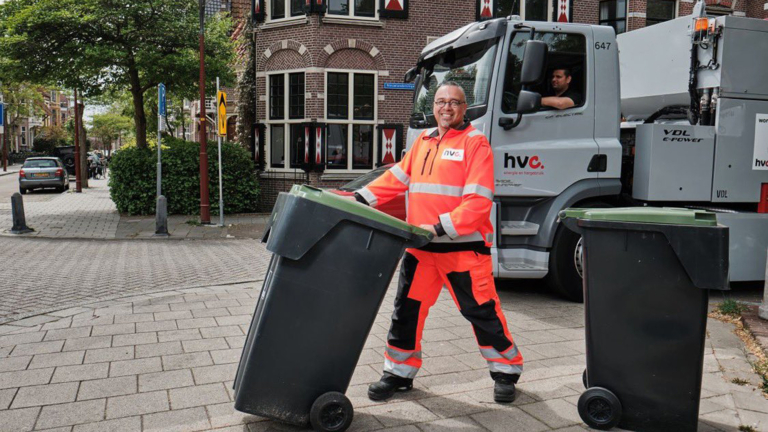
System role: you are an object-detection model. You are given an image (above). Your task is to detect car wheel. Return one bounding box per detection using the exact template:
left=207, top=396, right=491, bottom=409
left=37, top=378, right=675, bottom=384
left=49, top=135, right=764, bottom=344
left=19, top=188, right=27, bottom=195
left=546, top=224, right=584, bottom=303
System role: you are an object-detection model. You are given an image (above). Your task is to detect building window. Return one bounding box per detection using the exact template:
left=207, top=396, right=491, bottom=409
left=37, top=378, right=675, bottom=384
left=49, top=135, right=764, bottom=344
left=326, top=71, right=377, bottom=170
left=495, top=0, right=550, bottom=21
left=327, top=0, right=376, bottom=18
left=599, top=0, right=627, bottom=34
left=646, top=0, right=676, bottom=26
left=267, top=72, right=306, bottom=169
left=269, top=0, right=304, bottom=19
left=21, top=126, right=27, bottom=147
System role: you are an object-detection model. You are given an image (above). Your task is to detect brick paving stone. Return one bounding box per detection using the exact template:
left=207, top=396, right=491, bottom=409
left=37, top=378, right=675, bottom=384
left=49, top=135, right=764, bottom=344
left=200, top=326, right=244, bottom=339
left=138, top=369, right=194, bottom=392
left=114, top=313, right=155, bottom=324
left=11, top=381, right=79, bottom=408
left=472, top=408, right=550, bottom=432
left=0, top=331, right=46, bottom=348
left=142, top=406, right=211, bottom=432
left=78, top=376, right=137, bottom=400
left=162, top=352, right=214, bottom=370
left=191, top=308, right=231, bottom=318
left=0, top=368, right=54, bottom=389
left=169, top=383, right=229, bottom=409
left=154, top=311, right=194, bottom=322
left=84, top=346, right=133, bottom=363
left=192, top=363, right=238, bottom=385
left=63, top=336, right=112, bottom=352
left=112, top=332, right=158, bottom=347
left=0, top=355, right=32, bottom=372
left=358, top=401, right=440, bottom=428
left=51, top=362, right=110, bottom=383
left=176, top=318, right=219, bottom=330
left=136, top=321, right=178, bottom=333
left=11, top=340, right=64, bottom=356
left=106, top=391, right=169, bottom=418
left=36, top=399, right=106, bottom=429
left=209, top=348, right=242, bottom=365
left=91, top=323, right=135, bottom=337
left=28, top=350, right=84, bottom=369
left=157, top=329, right=201, bottom=343
left=135, top=341, right=184, bottom=359
left=0, top=406, right=40, bottom=432
left=225, top=336, right=246, bottom=349
left=43, top=327, right=92, bottom=341
left=170, top=302, right=208, bottom=311
left=206, top=402, right=263, bottom=428
left=0, top=388, right=17, bottom=409
left=418, top=416, right=487, bottom=431
left=73, top=416, right=142, bottom=432
left=110, top=357, right=162, bottom=377
left=519, top=399, right=584, bottom=429
left=182, top=338, right=229, bottom=353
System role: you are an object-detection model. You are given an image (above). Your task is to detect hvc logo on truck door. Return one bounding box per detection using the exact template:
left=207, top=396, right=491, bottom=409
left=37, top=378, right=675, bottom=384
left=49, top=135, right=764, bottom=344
left=503, top=154, right=544, bottom=169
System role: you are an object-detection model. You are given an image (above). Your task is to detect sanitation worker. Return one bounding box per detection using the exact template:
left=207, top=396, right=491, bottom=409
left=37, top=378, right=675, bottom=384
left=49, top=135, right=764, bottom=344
left=354, top=82, right=523, bottom=403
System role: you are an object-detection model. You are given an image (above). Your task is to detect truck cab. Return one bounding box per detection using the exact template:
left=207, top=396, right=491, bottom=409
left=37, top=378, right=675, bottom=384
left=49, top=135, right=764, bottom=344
left=407, top=17, right=623, bottom=301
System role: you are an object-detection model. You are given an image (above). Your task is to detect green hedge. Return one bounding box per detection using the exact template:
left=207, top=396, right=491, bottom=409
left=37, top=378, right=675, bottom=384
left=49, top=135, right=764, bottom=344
left=109, top=137, right=259, bottom=216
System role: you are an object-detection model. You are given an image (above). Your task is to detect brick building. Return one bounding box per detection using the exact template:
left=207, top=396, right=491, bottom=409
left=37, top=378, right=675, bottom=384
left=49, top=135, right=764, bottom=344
left=248, top=0, right=768, bottom=209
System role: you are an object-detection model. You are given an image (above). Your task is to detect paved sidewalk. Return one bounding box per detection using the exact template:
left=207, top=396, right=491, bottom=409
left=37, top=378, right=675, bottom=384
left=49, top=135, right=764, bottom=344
left=0, top=274, right=767, bottom=431
left=1, top=178, right=268, bottom=240
left=0, top=166, right=21, bottom=177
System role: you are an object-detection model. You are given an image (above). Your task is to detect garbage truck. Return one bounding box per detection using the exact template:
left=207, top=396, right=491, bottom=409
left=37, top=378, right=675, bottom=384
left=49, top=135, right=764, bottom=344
left=403, top=2, right=768, bottom=301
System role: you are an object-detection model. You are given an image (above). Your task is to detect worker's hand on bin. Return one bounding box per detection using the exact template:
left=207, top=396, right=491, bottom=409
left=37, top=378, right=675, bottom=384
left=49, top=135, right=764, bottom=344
left=419, top=224, right=437, bottom=235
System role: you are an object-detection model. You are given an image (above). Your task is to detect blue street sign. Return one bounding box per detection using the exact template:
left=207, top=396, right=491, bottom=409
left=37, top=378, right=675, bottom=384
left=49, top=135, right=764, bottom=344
left=0, top=103, right=4, bottom=126
left=158, top=84, right=166, bottom=116
left=383, top=83, right=416, bottom=91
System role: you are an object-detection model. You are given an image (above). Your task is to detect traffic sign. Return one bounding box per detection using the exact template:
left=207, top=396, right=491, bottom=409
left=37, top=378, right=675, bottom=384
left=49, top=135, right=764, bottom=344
left=158, top=84, right=166, bottom=117
left=0, top=103, right=4, bottom=133
left=217, top=91, right=227, bottom=136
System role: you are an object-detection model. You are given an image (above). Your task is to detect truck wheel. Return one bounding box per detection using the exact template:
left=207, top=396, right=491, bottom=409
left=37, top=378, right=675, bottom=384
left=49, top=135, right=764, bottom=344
left=310, top=392, right=353, bottom=432
left=578, top=387, right=622, bottom=430
left=547, top=224, right=584, bottom=303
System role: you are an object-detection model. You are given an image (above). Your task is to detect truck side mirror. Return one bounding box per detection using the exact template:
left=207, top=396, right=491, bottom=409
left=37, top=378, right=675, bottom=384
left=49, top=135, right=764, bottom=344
left=404, top=67, right=418, bottom=83
left=516, top=90, right=541, bottom=114
left=520, top=40, right=548, bottom=86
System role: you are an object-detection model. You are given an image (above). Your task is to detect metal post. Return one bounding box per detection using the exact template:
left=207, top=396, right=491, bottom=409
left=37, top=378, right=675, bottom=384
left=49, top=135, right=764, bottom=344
left=74, top=90, right=82, bottom=193
left=11, top=193, right=33, bottom=234
left=198, top=0, right=211, bottom=224
left=217, top=77, right=224, bottom=227
left=155, top=195, right=169, bottom=237
left=2, top=105, right=7, bottom=172
left=759, top=251, right=768, bottom=320
left=157, top=86, right=162, bottom=198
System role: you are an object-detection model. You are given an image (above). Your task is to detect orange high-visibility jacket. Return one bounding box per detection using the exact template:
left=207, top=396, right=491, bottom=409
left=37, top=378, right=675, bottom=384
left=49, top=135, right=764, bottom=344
left=359, top=124, right=495, bottom=246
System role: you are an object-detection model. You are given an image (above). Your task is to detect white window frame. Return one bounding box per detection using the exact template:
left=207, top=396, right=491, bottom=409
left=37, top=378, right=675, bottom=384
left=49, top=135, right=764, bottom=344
left=520, top=0, right=554, bottom=21
left=326, top=0, right=379, bottom=21
left=645, top=0, right=679, bottom=25
left=265, top=69, right=308, bottom=171
left=21, top=126, right=27, bottom=147
left=324, top=69, right=379, bottom=172
left=266, top=0, right=306, bottom=23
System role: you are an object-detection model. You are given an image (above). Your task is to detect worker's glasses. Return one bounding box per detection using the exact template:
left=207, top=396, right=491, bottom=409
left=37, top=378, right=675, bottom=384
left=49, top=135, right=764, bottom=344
left=434, top=100, right=466, bottom=108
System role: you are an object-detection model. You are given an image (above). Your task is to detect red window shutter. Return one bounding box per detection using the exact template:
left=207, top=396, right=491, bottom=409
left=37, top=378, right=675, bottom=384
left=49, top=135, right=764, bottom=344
left=380, top=0, right=409, bottom=18
left=253, top=0, right=265, bottom=22
left=376, top=124, right=404, bottom=167
left=477, top=0, right=495, bottom=21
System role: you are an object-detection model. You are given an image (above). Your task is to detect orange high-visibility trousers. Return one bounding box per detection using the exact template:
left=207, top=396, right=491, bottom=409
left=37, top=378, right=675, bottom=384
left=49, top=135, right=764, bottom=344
left=383, top=249, right=523, bottom=380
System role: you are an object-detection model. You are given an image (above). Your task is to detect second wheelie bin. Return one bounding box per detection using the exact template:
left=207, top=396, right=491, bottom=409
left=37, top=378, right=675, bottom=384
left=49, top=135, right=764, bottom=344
left=233, top=185, right=432, bottom=432
left=559, top=207, right=729, bottom=432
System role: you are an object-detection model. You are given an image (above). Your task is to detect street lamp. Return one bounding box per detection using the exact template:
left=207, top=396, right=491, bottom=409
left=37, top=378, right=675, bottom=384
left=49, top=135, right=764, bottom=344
left=198, top=0, right=211, bottom=224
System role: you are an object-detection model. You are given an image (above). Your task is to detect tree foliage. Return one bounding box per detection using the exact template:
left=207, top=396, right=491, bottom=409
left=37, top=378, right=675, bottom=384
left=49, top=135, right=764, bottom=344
left=0, top=82, right=45, bottom=139
left=32, top=125, right=68, bottom=153
left=90, top=112, right=133, bottom=150
left=0, top=0, right=236, bottom=148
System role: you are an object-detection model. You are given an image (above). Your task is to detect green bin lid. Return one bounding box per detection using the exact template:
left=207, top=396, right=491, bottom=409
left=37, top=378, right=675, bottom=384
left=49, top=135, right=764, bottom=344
left=289, top=185, right=432, bottom=237
left=558, top=207, right=718, bottom=227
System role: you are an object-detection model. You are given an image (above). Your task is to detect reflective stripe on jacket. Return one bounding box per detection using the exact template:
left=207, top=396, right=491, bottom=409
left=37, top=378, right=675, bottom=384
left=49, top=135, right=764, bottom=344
left=359, top=124, right=495, bottom=246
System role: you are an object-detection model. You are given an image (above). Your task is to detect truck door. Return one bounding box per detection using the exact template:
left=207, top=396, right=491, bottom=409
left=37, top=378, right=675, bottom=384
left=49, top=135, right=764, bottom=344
left=490, top=26, right=598, bottom=198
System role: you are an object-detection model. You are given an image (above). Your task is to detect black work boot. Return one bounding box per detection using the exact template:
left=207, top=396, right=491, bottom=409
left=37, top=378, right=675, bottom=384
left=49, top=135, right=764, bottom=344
left=493, top=374, right=519, bottom=403
left=367, top=373, right=413, bottom=401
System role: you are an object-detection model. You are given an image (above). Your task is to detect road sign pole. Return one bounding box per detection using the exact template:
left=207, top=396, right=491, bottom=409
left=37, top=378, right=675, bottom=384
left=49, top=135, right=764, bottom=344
left=216, top=77, right=224, bottom=227
left=157, top=84, right=165, bottom=198
left=1, top=102, right=6, bottom=172
left=74, top=90, right=82, bottom=193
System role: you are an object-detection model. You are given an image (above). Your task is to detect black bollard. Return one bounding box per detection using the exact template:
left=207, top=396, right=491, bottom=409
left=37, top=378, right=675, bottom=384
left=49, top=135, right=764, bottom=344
left=155, top=195, right=169, bottom=237
left=11, top=193, right=34, bottom=234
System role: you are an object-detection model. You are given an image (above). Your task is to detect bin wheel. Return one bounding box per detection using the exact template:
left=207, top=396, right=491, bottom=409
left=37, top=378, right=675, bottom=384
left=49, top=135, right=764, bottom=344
left=310, top=392, right=354, bottom=432
left=582, top=369, right=587, bottom=388
left=578, top=387, right=622, bottom=430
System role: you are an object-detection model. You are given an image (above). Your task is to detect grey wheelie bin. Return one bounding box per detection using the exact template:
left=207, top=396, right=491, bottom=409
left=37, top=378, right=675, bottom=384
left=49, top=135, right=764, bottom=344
left=559, top=208, right=729, bottom=432
left=233, top=185, right=432, bottom=432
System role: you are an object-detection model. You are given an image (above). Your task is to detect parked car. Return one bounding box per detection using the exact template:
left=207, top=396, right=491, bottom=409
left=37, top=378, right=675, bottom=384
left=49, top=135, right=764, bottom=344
left=19, top=157, right=70, bottom=194
left=329, top=164, right=406, bottom=221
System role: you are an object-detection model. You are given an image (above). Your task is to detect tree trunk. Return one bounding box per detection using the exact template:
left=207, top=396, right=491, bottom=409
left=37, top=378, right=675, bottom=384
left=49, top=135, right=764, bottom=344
left=78, top=102, right=89, bottom=188
left=127, top=58, right=148, bottom=148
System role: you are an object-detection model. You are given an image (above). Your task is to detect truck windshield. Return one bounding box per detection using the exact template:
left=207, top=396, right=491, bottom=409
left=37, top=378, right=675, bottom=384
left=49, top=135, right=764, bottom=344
left=411, top=39, right=498, bottom=127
